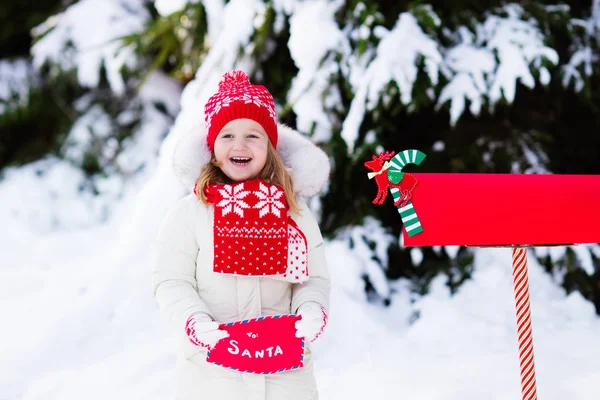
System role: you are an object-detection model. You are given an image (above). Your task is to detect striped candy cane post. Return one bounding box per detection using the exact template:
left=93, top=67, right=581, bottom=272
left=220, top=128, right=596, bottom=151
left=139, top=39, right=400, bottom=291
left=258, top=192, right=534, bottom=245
left=386, top=149, right=427, bottom=237
left=511, top=247, right=538, bottom=400
left=389, top=189, right=423, bottom=236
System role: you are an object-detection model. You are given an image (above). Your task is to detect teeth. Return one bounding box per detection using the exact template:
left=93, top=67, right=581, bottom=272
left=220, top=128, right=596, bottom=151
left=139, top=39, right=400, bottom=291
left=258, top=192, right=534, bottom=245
left=231, top=157, right=251, bottom=162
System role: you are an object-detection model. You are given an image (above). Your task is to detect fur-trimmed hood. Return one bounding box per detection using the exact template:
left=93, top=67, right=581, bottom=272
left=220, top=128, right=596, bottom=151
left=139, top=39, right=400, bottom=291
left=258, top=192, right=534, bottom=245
left=172, top=123, right=330, bottom=197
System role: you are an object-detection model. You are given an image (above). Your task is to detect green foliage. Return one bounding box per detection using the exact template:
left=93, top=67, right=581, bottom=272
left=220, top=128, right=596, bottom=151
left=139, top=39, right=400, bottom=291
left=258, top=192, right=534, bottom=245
left=335, top=0, right=385, bottom=57
left=536, top=246, right=600, bottom=314
left=0, top=0, right=66, bottom=57
left=0, top=55, right=150, bottom=180
left=250, top=4, right=299, bottom=123
left=70, top=65, right=147, bottom=177
left=0, top=68, right=81, bottom=168
left=121, top=2, right=209, bottom=83
left=316, top=0, right=600, bottom=308
left=0, top=0, right=77, bottom=169
left=387, top=245, right=475, bottom=296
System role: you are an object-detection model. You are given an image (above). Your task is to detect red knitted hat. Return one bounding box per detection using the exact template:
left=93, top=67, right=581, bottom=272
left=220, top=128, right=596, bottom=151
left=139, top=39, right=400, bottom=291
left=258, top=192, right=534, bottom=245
left=204, top=70, right=278, bottom=151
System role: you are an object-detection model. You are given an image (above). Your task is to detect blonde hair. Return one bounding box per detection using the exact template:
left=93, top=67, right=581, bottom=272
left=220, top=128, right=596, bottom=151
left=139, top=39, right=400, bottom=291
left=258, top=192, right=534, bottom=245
left=195, top=141, right=301, bottom=214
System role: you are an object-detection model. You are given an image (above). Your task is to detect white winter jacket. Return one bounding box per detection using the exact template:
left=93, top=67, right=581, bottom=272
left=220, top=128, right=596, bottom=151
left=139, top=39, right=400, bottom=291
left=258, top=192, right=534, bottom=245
left=152, top=123, right=331, bottom=400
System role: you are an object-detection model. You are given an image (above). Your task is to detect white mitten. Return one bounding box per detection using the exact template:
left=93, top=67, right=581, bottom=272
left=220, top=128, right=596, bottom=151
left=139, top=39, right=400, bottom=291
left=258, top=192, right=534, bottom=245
left=294, top=302, right=328, bottom=343
left=185, top=313, right=229, bottom=350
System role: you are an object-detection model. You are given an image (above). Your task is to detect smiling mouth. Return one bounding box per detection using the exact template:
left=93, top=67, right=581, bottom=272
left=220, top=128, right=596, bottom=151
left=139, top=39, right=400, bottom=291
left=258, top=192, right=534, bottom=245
left=230, top=157, right=252, bottom=165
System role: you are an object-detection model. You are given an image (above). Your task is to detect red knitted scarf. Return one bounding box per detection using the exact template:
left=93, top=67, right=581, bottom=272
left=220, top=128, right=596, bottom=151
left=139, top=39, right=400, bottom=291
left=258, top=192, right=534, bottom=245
left=205, top=179, right=307, bottom=280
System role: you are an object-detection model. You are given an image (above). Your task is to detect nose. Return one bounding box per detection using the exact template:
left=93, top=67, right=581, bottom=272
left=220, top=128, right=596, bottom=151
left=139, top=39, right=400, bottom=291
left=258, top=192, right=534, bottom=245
left=232, top=135, right=248, bottom=149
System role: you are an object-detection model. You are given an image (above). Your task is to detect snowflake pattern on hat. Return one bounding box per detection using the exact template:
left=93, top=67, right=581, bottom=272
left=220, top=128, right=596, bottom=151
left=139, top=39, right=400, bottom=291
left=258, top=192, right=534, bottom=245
left=205, top=70, right=278, bottom=150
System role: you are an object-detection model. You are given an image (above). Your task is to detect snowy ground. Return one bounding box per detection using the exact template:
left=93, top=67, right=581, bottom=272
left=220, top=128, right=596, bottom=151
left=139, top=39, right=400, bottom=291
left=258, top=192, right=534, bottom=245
left=2, top=152, right=599, bottom=400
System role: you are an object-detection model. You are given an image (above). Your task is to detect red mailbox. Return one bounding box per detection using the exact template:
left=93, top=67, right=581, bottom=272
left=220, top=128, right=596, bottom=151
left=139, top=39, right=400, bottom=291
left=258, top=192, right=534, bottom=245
left=402, top=173, right=600, bottom=247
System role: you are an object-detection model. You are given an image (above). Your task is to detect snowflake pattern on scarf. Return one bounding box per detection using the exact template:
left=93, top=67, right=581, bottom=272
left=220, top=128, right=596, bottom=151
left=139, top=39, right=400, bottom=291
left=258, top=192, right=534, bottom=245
left=254, top=181, right=286, bottom=218
left=216, top=184, right=251, bottom=217
left=205, top=179, right=309, bottom=282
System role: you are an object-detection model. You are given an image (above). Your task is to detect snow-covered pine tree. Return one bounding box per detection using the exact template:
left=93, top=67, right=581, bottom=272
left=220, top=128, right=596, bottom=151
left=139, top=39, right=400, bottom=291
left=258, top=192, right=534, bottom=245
left=1, top=0, right=181, bottom=230
left=0, top=0, right=67, bottom=167
left=2, top=0, right=599, bottom=312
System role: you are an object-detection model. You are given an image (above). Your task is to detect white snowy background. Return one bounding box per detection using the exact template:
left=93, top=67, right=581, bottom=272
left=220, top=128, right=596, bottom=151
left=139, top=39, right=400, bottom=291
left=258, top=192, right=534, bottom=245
left=2, top=0, right=600, bottom=399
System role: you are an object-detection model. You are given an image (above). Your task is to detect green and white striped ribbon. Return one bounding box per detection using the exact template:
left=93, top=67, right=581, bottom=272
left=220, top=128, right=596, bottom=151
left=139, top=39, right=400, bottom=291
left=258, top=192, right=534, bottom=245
left=387, top=150, right=427, bottom=184
left=390, top=188, right=423, bottom=236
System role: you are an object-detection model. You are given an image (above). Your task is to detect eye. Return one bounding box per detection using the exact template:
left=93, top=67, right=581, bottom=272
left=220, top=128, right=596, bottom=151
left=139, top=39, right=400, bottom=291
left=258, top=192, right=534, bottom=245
left=219, top=133, right=234, bottom=139
left=247, top=133, right=259, bottom=139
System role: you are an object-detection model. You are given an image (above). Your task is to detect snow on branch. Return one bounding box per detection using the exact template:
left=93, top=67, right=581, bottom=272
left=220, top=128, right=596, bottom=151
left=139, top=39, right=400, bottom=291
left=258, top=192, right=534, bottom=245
left=342, top=12, right=442, bottom=151
left=287, top=0, right=347, bottom=143
left=154, top=0, right=196, bottom=17
left=337, top=216, right=395, bottom=303
left=437, top=4, right=558, bottom=126
left=178, top=0, right=260, bottom=122
left=31, top=0, right=149, bottom=95
left=562, top=0, right=600, bottom=91
left=436, top=27, right=495, bottom=126
left=0, top=59, right=38, bottom=115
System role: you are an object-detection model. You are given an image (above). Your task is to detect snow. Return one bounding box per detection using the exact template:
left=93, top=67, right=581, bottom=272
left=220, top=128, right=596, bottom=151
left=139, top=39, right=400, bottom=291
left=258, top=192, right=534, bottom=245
left=437, top=27, right=495, bottom=125
left=410, top=248, right=424, bottom=266
left=177, top=0, right=258, bottom=123
left=336, top=217, right=396, bottom=301
left=0, top=69, right=181, bottom=233
left=594, top=0, right=600, bottom=32
left=438, top=4, right=558, bottom=125
left=2, top=1, right=600, bottom=399
left=272, top=0, right=295, bottom=17
left=445, top=245, right=460, bottom=259
left=31, top=0, right=149, bottom=95
left=62, top=105, right=114, bottom=164
left=115, top=71, right=182, bottom=176
left=562, top=0, right=600, bottom=91
left=342, top=12, right=442, bottom=151
left=535, top=244, right=596, bottom=276
left=138, top=71, right=183, bottom=117
left=570, top=246, right=595, bottom=275
left=0, top=59, right=36, bottom=114
left=287, top=0, right=346, bottom=143
left=316, top=246, right=600, bottom=400
left=432, top=141, right=445, bottom=152
left=516, top=136, right=550, bottom=174
left=0, top=161, right=96, bottom=232
left=154, top=0, right=194, bottom=17
left=4, top=179, right=600, bottom=399
left=562, top=47, right=596, bottom=92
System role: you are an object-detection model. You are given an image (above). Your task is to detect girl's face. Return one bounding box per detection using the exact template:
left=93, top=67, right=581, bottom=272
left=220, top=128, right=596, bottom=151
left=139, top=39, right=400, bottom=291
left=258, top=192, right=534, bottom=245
left=213, top=118, right=269, bottom=182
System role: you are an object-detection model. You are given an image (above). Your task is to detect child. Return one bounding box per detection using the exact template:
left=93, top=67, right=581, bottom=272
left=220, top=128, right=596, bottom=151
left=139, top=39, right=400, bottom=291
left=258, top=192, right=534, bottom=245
left=153, top=70, right=331, bottom=400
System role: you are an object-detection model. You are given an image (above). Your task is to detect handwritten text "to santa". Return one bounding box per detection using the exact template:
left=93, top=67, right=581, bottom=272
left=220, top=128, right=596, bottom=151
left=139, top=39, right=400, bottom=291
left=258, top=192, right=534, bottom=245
left=227, top=340, right=284, bottom=358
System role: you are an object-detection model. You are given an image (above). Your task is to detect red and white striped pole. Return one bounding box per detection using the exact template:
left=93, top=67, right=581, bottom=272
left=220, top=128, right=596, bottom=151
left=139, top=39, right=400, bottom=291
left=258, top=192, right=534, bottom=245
left=511, top=247, right=538, bottom=400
